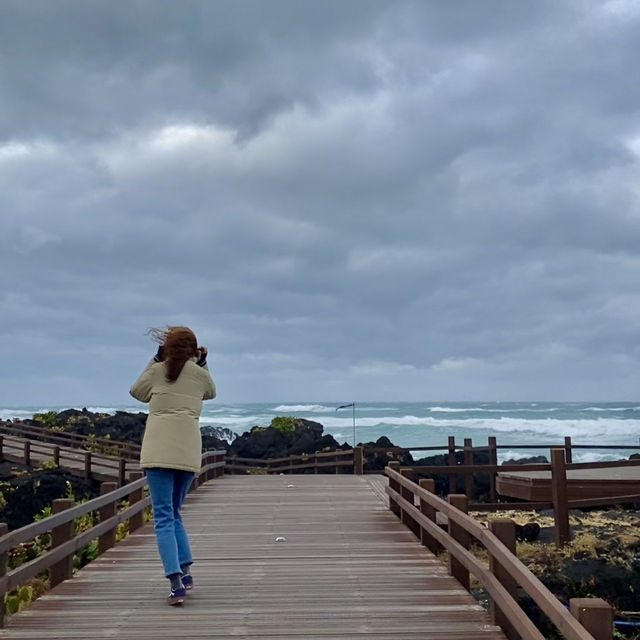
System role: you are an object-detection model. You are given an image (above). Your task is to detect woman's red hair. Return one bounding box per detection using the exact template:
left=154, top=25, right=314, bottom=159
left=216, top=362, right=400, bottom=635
left=148, top=326, right=198, bottom=382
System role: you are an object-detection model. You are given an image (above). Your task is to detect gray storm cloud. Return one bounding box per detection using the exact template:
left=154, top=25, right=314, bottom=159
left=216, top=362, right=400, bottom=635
left=1, top=0, right=640, bottom=404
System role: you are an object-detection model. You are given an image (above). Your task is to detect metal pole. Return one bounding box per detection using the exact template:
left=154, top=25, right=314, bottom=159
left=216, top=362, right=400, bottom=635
left=352, top=402, right=356, bottom=446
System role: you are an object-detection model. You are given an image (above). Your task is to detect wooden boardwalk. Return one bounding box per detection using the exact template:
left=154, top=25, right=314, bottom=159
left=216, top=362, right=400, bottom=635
left=498, top=465, right=640, bottom=501
left=1, top=475, right=505, bottom=639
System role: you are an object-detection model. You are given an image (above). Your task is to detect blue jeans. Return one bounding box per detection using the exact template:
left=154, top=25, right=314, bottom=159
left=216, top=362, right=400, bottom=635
left=145, top=468, right=195, bottom=577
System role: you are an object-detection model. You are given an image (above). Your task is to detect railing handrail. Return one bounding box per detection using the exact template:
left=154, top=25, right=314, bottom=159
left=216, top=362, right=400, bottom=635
left=385, top=465, right=598, bottom=640
left=0, top=420, right=141, bottom=458
left=227, top=449, right=354, bottom=465
left=0, top=475, right=148, bottom=554
left=365, top=442, right=640, bottom=453
left=408, top=457, right=640, bottom=475
left=0, top=448, right=227, bottom=623
left=0, top=449, right=226, bottom=557
left=0, top=435, right=131, bottom=468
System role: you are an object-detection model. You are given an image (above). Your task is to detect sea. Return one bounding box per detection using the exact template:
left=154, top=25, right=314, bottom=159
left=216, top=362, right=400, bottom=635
left=2, top=401, right=640, bottom=463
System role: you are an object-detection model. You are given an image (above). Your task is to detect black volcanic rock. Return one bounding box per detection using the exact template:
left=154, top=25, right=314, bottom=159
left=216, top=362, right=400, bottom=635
left=411, top=448, right=491, bottom=500
left=360, top=436, right=413, bottom=472
left=22, top=409, right=237, bottom=451
left=201, top=425, right=235, bottom=451
left=0, top=464, right=97, bottom=530
left=229, top=418, right=341, bottom=460
left=24, top=408, right=147, bottom=445
left=503, top=455, right=549, bottom=465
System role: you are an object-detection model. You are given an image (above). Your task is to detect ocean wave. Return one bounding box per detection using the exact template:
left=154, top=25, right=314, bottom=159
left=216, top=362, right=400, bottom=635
left=498, top=450, right=537, bottom=463
left=430, top=406, right=559, bottom=413
left=581, top=406, right=640, bottom=412
left=319, top=415, right=640, bottom=440
left=0, top=409, right=38, bottom=421
left=272, top=404, right=334, bottom=412
left=199, top=415, right=263, bottom=426
left=497, top=450, right=625, bottom=463
left=84, top=406, right=119, bottom=414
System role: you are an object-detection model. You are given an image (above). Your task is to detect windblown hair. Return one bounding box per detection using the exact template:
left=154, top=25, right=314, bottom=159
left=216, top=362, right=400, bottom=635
left=148, top=326, right=198, bottom=382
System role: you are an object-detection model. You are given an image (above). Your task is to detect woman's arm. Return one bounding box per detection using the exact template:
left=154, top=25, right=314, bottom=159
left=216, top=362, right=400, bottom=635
left=200, top=364, right=216, bottom=400
left=129, top=360, right=157, bottom=403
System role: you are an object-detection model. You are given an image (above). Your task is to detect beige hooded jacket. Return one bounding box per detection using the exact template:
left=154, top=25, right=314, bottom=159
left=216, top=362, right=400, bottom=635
left=130, top=358, right=216, bottom=473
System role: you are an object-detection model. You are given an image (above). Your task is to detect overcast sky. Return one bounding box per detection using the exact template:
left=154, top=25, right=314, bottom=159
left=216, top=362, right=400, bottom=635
left=2, top=0, right=640, bottom=406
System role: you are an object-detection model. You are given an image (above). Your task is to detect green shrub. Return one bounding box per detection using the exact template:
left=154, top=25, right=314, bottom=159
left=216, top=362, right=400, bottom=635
left=245, top=468, right=268, bottom=475
left=5, top=595, right=19, bottom=614
left=270, top=416, right=298, bottom=433
left=32, top=411, right=59, bottom=428
left=36, top=458, right=58, bottom=471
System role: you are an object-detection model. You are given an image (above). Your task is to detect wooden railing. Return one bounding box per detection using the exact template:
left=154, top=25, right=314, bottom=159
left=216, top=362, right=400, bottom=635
left=0, top=449, right=226, bottom=626
left=0, top=420, right=141, bottom=460
left=226, top=447, right=363, bottom=475
left=368, top=435, right=640, bottom=494
left=408, top=448, right=640, bottom=547
left=0, top=434, right=137, bottom=486
left=385, top=463, right=613, bottom=640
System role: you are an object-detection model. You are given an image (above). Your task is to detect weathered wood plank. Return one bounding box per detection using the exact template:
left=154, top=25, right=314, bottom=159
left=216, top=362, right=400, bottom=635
left=1, top=475, right=506, bottom=639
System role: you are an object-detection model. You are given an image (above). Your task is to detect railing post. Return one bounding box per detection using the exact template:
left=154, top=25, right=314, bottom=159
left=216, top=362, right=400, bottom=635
left=400, top=469, right=420, bottom=538
left=463, top=438, right=474, bottom=498
left=118, top=458, right=126, bottom=487
left=354, top=446, right=363, bottom=475
left=50, top=498, right=74, bottom=587
left=488, top=436, right=498, bottom=501
left=447, top=436, right=457, bottom=494
left=387, top=461, right=401, bottom=518
left=447, top=494, right=470, bottom=590
left=84, top=451, right=92, bottom=480
left=0, top=522, right=7, bottom=627
left=98, top=482, right=118, bottom=555
left=488, top=519, right=519, bottom=640
left=418, top=479, right=441, bottom=554
left=53, top=445, right=60, bottom=467
left=0, top=435, right=4, bottom=463
left=217, top=452, right=225, bottom=477
left=551, top=447, right=570, bottom=547
left=314, top=452, right=318, bottom=474
left=564, top=436, right=573, bottom=464
left=189, top=470, right=199, bottom=493
left=569, top=598, right=613, bottom=640
left=128, top=472, right=145, bottom=532
left=23, top=440, right=30, bottom=466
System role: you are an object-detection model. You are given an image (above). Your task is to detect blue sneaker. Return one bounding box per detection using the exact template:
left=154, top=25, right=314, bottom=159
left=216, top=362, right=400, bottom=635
left=181, top=574, right=194, bottom=591
left=167, top=586, right=186, bottom=606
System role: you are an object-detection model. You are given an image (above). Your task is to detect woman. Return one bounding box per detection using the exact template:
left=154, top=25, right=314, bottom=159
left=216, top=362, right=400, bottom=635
left=130, top=326, right=216, bottom=605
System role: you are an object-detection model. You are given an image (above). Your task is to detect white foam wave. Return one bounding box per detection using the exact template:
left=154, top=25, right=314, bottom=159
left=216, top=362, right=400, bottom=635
left=84, top=406, right=119, bottom=414
left=498, top=450, right=539, bottom=462
left=0, top=409, right=37, bottom=421
left=320, top=414, right=640, bottom=440
left=199, top=415, right=263, bottom=427
left=430, top=406, right=559, bottom=413
left=581, top=406, right=640, bottom=412
left=572, top=451, right=630, bottom=463
left=494, top=450, right=628, bottom=464
left=272, top=404, right=334, bottom=412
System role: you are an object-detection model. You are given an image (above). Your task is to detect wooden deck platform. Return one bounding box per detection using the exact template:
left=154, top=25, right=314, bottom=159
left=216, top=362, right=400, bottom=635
left=497, top=465, right=640, bottom=501
left=1, top=475, right=505, bottom=639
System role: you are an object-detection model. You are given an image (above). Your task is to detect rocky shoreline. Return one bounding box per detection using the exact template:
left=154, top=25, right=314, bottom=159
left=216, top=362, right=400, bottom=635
left=2, top=408, right=640, bottom=636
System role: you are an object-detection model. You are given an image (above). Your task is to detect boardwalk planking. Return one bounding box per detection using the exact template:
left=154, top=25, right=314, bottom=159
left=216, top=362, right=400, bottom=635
left=498, top=465, right=640, bottom=501
left=2, top=475, right=506, bottom=639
